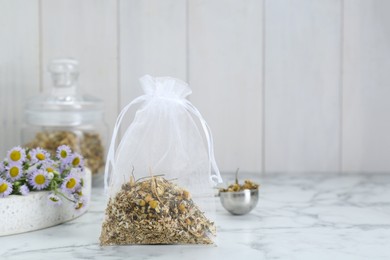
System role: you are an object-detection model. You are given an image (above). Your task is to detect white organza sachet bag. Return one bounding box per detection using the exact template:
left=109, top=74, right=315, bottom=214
left=100, top=75, right=222, bottom=245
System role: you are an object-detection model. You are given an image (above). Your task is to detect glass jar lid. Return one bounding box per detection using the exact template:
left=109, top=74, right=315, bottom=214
left=25, top=58, right=104, bottom=126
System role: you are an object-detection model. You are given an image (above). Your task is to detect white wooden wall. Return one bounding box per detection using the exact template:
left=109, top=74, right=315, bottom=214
left=1, top=0, right=389, bottom=173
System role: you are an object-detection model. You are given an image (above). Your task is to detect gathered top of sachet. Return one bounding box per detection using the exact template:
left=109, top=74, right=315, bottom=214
left=140, top=75, right=192, bottom=99
left=104, top=74, right=223, bottom=197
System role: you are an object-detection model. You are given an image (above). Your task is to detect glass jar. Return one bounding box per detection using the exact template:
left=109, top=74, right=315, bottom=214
left=22, top=58, right=108, bottom=185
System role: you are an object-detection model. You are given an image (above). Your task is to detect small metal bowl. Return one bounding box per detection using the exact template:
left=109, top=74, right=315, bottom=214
left=219, top=189, right=259, bottom=215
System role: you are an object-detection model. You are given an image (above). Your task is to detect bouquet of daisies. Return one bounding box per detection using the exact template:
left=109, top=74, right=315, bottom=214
left=0, top=145, right=87, bottom=210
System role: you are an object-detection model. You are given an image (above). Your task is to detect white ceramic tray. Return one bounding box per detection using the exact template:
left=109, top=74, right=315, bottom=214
left=0, top=169, right=91, bottom=236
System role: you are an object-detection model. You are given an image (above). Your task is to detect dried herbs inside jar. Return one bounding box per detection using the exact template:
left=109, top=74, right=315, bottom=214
left=100, top=176, right=216, bottom=245
left=25, top=131, right=105, bottom=175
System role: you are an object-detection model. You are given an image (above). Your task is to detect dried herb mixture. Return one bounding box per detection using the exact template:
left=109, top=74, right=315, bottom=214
left=25, top=131, right=104, bottom=175
left=219, top=179, right=259, bottom=192
left=219, top=168, right=259, bottom=192
left=100, top=176, right=216, bottom=245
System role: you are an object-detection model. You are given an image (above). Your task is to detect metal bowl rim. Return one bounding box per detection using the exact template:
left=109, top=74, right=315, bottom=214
left=219, top=188, right=259, bottom=194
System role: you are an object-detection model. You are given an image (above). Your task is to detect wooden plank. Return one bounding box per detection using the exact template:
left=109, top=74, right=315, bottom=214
left=40, top=0, right=119, bottom=130
left=119, top=0, right=187, bottom=104
left=265, top=0, right=342, bottom=172
left=118, top=0, right=187, bottom=139
left=0, top=0, right=40, bottom=156
left=342, top=0, right=390, bottom=172
left=189, top=0, right=263, bottom=173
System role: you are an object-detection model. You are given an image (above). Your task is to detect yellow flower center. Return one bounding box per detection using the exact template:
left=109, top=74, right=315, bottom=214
left=35, top=175, right=46, bottom=185
left=10, top=150, right=21, bottom=161
left=46, top=167, right=54, bottom=173
left=36, top=153, right=45, bottom=161
left=72, top=157, right=80, bottom=166
left=10, top=167, right=20, bottom=178
left=0, top=183, right=8, bottom=193
left=66, top=178, right=77, bottom=189
left=75, top=202, right=83, bottom=210
left=60, top=150, right=67, bottom=158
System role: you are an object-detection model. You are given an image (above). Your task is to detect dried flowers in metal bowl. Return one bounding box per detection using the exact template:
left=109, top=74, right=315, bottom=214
left=219, top=169, right=260, bottom=215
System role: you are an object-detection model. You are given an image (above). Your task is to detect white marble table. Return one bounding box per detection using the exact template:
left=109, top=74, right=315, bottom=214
left=1, top=173, right=390, bottom=260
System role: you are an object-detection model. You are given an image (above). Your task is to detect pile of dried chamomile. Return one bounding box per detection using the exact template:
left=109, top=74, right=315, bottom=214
left=219, top=179, right=259, bottom=192
left=219, top=169, right=259, bottom=192
left=100, top=176, right=216, bottom=245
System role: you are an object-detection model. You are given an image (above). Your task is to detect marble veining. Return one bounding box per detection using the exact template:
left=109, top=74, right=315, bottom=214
left=1, top=173, right=390, bottom=260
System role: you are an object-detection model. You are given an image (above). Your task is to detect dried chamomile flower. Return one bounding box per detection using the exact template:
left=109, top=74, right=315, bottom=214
left=219, top=168, right=260, bottom=193
left=100, top=176, right=216, bottom=245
